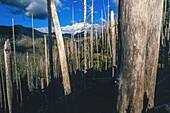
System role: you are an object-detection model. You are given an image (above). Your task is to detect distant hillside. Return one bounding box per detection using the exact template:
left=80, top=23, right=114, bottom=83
left=0, top=25, right=46, bottom=38
left=0, top=25, right=90, bottom=39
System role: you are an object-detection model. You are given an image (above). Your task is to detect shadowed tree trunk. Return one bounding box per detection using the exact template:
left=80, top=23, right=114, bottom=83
left=116, top=0, right=164, bottom=113
left=18, top=73, right=22, bottom=107
left=4, top=39, right=13, bottom=113
left=51, top=0, right=71, bottom=95
left=0, top=57, right=7, bottom=112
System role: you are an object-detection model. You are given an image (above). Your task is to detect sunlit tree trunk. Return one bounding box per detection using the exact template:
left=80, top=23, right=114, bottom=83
left=51, top=0, right=71, bottom=95
left=110, top=11, right=116, bottom=78
left=90, top=0, right=94, bottom=68
left=84, top=0, right=87, bottom=73
left=32, top=14, right=36, bottom=79
left=4, top=39, right=13, bottom=113
left=12, top=19, right=18, bottom=92
left=144, top=0, right=164, bottom=111
left=44, top=35, right=49, bottom=86
left=101, top=10, right=104, bottom=69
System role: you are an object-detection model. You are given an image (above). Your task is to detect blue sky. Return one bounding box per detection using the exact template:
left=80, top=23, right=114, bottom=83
left=0, top=0, right=118, bottom=28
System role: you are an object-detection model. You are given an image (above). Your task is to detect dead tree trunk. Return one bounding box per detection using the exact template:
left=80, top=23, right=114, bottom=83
left=4, top=39, right=13, bottom=113
left=144, top=0, right=164, bottom=110
left=0, top=57, right=7, bottom=112
left=44, top=35, right=49, bottom=87
left=18, top=73, right=22, bottom=107
left=90, top=0, right=94, bottom=68
left=110, top=11, right=116, bottom=78
left=26, top=52, right=31, bottom=92
left=101, top=10, right=104, bottom=69
left=96, top=28, right=99, bottom=69
left=51, top=0, right=71, bottom=95
left=12, top=19, right=19, bottom=103
left=32, top=14, right=36, bottom=77
left=116, top=0, right=164, bottom=113
left=84, top=0, right=87, bottom=73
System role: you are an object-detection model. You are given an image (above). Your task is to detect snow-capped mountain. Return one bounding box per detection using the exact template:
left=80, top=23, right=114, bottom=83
left=35, top=22, right=100, bottom=34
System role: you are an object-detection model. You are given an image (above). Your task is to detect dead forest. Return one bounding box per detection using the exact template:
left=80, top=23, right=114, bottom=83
left=0, top=0, right=170, bottom=113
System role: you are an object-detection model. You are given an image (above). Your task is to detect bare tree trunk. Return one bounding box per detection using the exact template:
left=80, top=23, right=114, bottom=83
left=117, top=1, right=148, bottom=113
left=144, top=0, right=164, bottom=111
left=78, top=36, right=81, bottom=70
left=96, top=28, right=99, bottom=69
left=18, top=73, right=22, bottom=107
left=90, top=0, right=94, bottom=68
left=44, top=35, right=49, bottom=87
left=0, top=58, right=7, bottom=112
left=32, top=14, right=36, bottom=75
left=101, top=10, right=104, bottom=69
left=12, top=19, right=19, bottom=103
left=116, top=0, right=164, bottom=113
left=75, top=42, right=78, bottom=71
left=51, top=0, right=71, bottom=95
left=4, top=39, right=13, bottom=113
left=26, top=52, right=31, bottom=92
left=84, top=0, right=87, bottom=73
left=110, top=11, right=116, bottom=78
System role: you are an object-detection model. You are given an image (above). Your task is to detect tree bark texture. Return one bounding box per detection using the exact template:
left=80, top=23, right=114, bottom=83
left=51, top=0, right=71, bottom=95
left=4, top=39, right=13, bottom=113
left=116, top=0, right=164, bottom=113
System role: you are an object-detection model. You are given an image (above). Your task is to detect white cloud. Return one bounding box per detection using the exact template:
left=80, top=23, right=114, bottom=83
left=35, top=22, right=100, bottom=34
left=0, top=0, right=62, bottom=19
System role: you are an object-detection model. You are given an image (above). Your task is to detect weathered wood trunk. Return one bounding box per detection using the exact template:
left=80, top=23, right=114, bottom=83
left=4, top=39, right=13, bottom=113
left=96, top=28, right=99, bottom=69
left=90, top=0, right=94, bottom=68
left=26, top=52, right=31, bottom=92
left=12, top=19, right=18, bottom=92
left=44, top=35, right=49, bottom=87
left=18, top=73, right=22, bottom=107
left=116, top=0, right=164, bottom=113
left=101, top=10, right=104, bottom=69
left=144, top=0, right=164, bottom=110
left=47, top=0, right=54, bottom=87
left=51, top=0, right=71, bottom=95
left=84, top=0, right=87, bottom=73
left=117, top=0, right=148, bottom=113
left=0, top=58, right=7, bottom=112
left=110, top=11, right=116, bottom=78
left=32, top=14, right=36, bottom=76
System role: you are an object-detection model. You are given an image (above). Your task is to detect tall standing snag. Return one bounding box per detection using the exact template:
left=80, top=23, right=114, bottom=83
left=84, top=0, right=87, bottom=73
left=12, top=18, right=19, bottom=102
left=90, top=0, right=94, bottom=68
left=51, top=0, right=71, bottom=95
left=110, top=11, right=116, bottom=78
left=44, top=35, right=49, bottom=87
left=4, top=39, right=13, bottom=113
